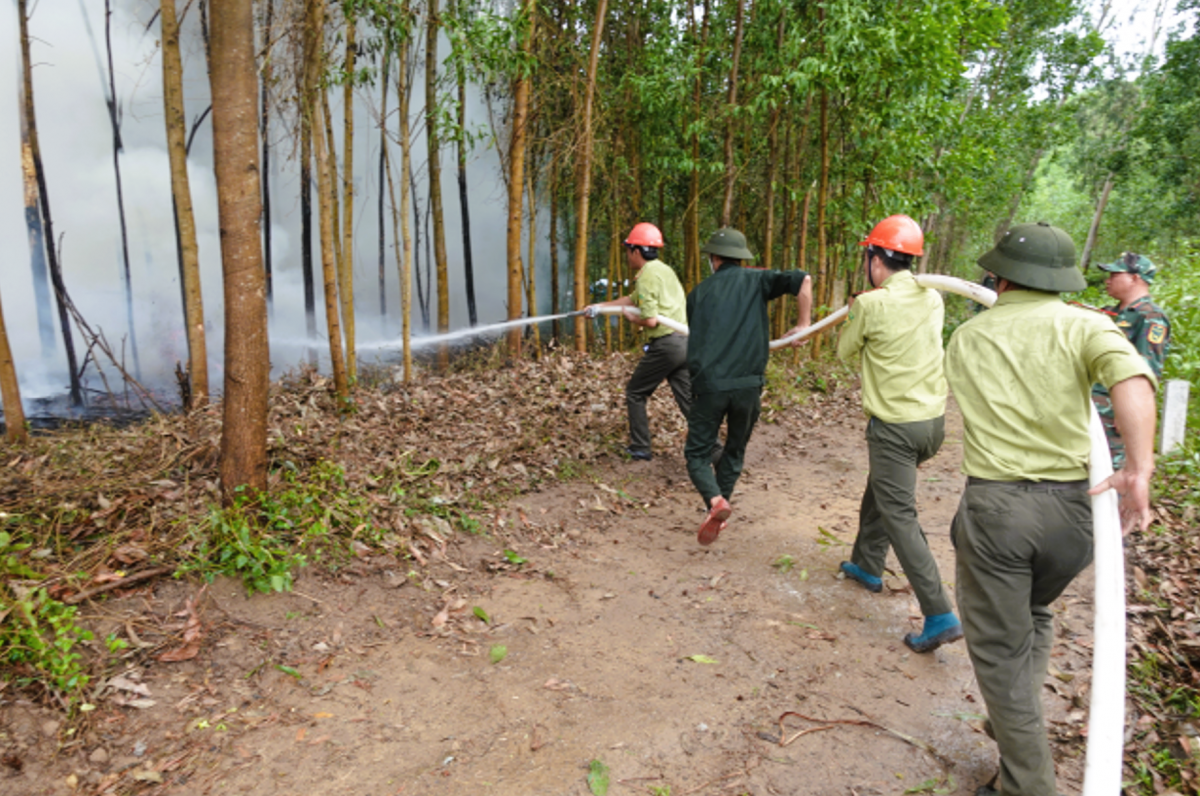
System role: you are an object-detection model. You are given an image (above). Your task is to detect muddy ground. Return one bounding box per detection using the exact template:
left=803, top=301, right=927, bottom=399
left=0, top=393, right=1099, bottom=796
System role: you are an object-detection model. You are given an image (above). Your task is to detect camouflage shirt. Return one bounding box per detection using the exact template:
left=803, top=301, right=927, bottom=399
left=1090, top=295, right=1170, bottom=465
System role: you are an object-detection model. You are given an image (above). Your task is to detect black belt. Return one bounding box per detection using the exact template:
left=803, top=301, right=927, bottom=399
left=967, top=477, right=1089, bottom=491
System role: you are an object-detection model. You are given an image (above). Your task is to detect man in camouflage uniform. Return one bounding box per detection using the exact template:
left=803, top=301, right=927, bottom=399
left=1091, top=252, right=1170, bottom=467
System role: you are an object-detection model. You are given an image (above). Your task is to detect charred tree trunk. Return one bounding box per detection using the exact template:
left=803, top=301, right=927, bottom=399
left=19, top=0, right=82, bottom=407
left=426, top=0, right=450, bottom=370
left=506, top=0, right=535, bottom=354
left=341, top=9, right=357, bottom=379
left=162, top=0, right=209, bottom=408
left=210, top=0, right=269, bottom=501
left=261, top=0, right=274, bottom=310
left=572, top=0, right=606, bottom=351
left=719, top=0, right=745, bottom=227
left=104, top=0, right=140, bottom=378
left=0, top=286, right=26, bottom=444
left=410, top=168, right=429, bottom=332
left=18, top=61, right=54, bottom=355
left=452, top=0, right=477, bottom=327
left=297, top=42, right=317, bottom=358
left=526, top=145, right=540, bottom=356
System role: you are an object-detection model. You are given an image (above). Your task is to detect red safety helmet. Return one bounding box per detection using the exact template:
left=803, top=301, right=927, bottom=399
left=859, top=214, right=924, bottom=257
left=625, top=222, right=665, bottom=248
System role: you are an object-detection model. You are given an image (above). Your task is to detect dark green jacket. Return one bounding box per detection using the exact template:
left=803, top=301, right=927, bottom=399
left=686, top=264, right=809, bottom=394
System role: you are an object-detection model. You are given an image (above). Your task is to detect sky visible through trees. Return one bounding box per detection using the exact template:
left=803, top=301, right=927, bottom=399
left=0, top=0, right=1197, bottom=404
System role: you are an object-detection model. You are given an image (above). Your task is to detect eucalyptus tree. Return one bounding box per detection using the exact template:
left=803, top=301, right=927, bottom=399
left=210, top=0, right=270, bottom=501
left=0, top=287, right=26, bottom=444
left=425, top=0, right=451, bottom=369
left=162, top=0, right=209, bottom=408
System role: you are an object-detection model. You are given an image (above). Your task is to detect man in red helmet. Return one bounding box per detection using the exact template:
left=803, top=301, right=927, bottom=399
left=836, top=214, right=963, bottom=654
left=585, top=223, right=690, bottom=461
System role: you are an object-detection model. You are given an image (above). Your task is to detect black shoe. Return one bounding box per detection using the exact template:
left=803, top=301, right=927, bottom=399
left=625, top=447, right=652, bottom=461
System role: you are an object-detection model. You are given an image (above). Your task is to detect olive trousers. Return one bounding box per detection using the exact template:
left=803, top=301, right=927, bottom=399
left=849, top=415, right=952, bottom=617
left=952, top=479, right=1093, bottom=796
left=684, top=387, right=761, bottom=508
left=626, top=333, right=691, bottom=456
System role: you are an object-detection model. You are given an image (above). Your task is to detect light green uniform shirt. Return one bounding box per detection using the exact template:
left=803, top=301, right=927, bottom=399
left=633, top=259, right=688, bottom=340
left=945, top=290, right=1156, bottom=482
left=837, top=269, right=947, bottom=424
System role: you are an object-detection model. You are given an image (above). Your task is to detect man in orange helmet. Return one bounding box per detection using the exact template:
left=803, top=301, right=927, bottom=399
left=585, top=223, right=690, bottom=461
left=836, top=214, right=963, bottom=653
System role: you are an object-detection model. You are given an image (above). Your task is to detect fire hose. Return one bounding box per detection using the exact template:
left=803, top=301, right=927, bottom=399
left=590, top=274, right=1124, bottom=793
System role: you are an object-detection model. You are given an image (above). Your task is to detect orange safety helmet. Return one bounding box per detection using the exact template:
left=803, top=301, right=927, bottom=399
left=625, top=222, right=665, bottom=248
left=859, top=214, right=924, bottom=257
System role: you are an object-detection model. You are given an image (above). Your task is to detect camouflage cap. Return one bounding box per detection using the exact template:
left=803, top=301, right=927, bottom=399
left=977, top=222, right=1085, bottom=293
left=700, top=228, right=755, bottom=261
left=1098, top=252, right=1156, bottom=284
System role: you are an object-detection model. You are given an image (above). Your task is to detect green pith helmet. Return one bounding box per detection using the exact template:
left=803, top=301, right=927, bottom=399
left=978, top=222, right=1085, bottom=293
left=1098, top=252, right=1156, bottom=284
left=700, top=228, right=755, bottom=261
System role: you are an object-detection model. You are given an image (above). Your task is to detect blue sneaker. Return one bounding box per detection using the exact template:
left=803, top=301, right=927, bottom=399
left=904, top=612, right=964, bottom=653
left=839, top=561, right=882, bottom=593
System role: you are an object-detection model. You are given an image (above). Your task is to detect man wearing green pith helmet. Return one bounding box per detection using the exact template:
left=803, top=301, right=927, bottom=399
left=1091, top=251, right=1171, bottom=468
left=684, top=227, right=811, bottom=546
left=946, top=221, right=1157, bottom=796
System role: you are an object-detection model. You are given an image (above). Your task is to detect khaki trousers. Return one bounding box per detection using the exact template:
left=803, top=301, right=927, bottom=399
left=850, top=415, right=952, bottom=617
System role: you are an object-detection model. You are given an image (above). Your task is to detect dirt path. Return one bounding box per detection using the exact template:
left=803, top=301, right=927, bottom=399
left=1, top=396, right=1100, bottom=796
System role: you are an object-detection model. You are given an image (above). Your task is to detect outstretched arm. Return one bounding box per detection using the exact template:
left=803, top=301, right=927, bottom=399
left=782, top=275, right=813, bottom=346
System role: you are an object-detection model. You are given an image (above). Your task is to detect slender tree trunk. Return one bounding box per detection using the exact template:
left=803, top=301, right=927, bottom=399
left=684, top=0, right=707, bottom=290
left=526, top=156, right=540, bottom=357
left=762, top=7, right=785, bottom=272
left=0, top=286, right=26, bottom=444
left=297, top=37, right=317, bottom=359
left=305, top=0, right=349, bottom=399
left=18, top=60, right=54, bottom=355
left=410, top=168, right=428, bottom=331
left=506, top=0, right=535, bottom=354
left=1079, top=173, right=1115, bottom=272
left=210, top=0, right=269, bottom=501
left=162, top=0, right=209, bottom=408
left=104, top=0, right=140, bottom=378
left=396, top=6, right=414, bottom=381
left=341, top=10, right=357, bottom=379
left=426, top=0, right=450, bottom=370
left=549, top=145, right=560, bottom=343
left=19, top=0, right=82, bottom=407
left=378, top=45, right=390, bottom=323
left=572, top=0, right=607, bottom=351
left=812, top=87, right=829, bottom=360
left=321, top=91, right=347, bottom=360
left=720, top=0, right=745, bottom=227
left=260, top=0, right=274, bottom=311
left=452, top=0, right=477, bottom=327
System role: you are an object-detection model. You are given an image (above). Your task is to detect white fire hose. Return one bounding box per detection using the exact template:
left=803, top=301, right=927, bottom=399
left=594, top=275, right=1125, bottom=792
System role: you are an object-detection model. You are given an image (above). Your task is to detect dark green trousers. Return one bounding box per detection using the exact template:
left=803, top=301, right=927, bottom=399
left=684, top=387, right=760, bottom=507
left=850, top=415, right=952, bottom=617
left=952, top=479, right=1093, bottom=796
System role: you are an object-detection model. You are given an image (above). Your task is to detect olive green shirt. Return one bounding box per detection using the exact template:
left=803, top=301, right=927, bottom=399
left=837, top=269, right=947, bottom=424
left=633, top=260, right=688, bottom=340
left=946, top=290, right=1156, bottom=481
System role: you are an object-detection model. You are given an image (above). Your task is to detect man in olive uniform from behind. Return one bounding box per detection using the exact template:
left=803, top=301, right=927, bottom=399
left=1092, top=252, right=1170, bottom=467
left=585, top=223, right=690, bottom=461
left=946, top=222, right=1157, bottom=796
left=685, top=228, right=811, bottom=545
left=837, top=214, right=962, bottom=654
